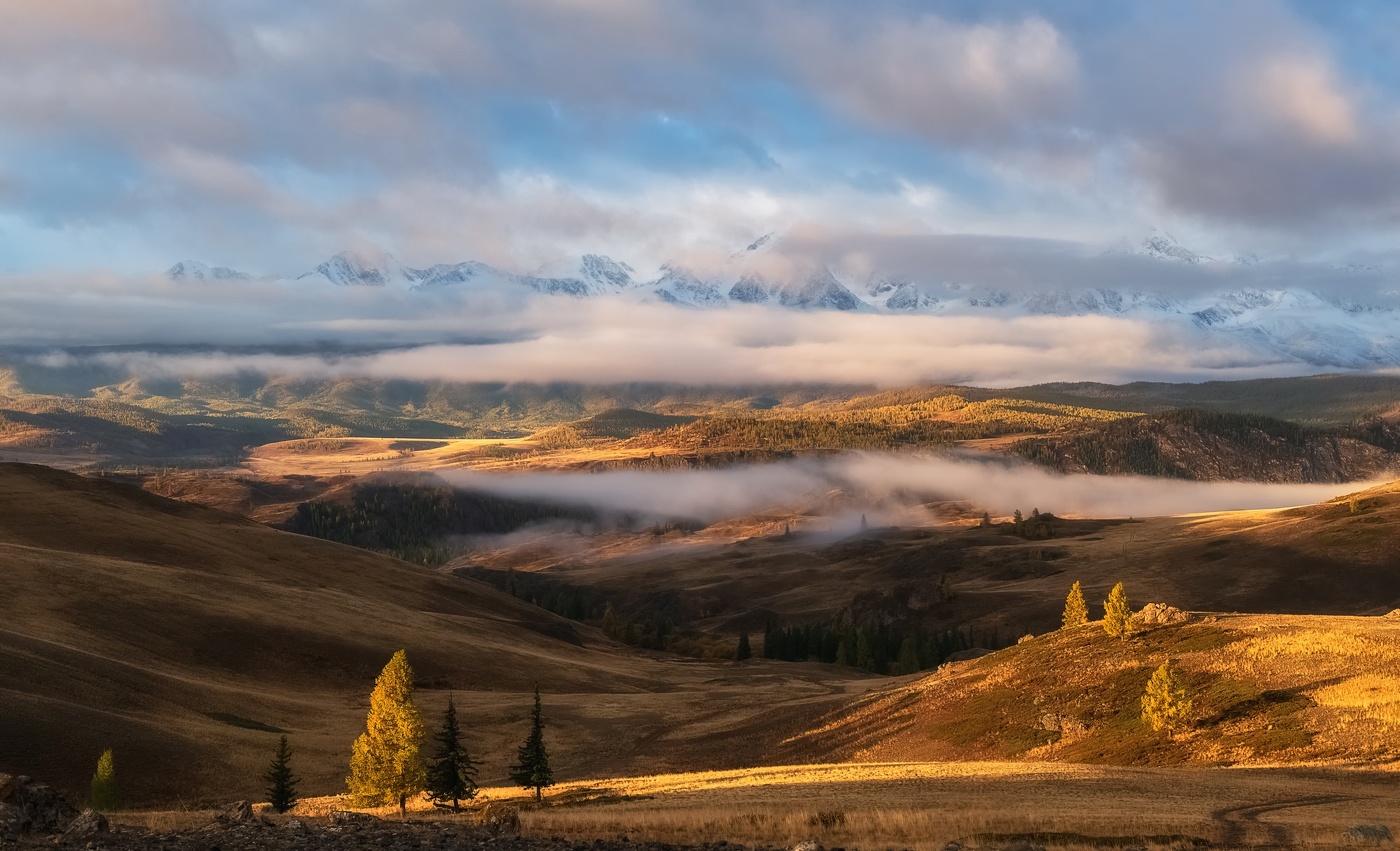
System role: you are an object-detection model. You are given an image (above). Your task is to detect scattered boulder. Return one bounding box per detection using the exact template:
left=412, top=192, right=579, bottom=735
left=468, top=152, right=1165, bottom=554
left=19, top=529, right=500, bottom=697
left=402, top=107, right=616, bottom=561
left=330, top=809, right=380, bottom=826
left=1134, top=603, right=1191, bottom=628
left=1385, top=609, right=1400, bottom=620
left=1344, top=824, right=1394, bottom=845
left=0, top=803, right=22, bottom=842
left=476, top=801, right=521, bottom=834
left=942, top=843, right=963, bottom=851
left=1017, top=634, right=1034, bottom=644
left=216, top=800, right=256, bottom=824
left=1038, top=713, right=1088, bottom=737
left=791, top=842, right=824, bottom=851
left=0, top=773, right=19, bottom=801
left=59, top=809, right=109, bottom=844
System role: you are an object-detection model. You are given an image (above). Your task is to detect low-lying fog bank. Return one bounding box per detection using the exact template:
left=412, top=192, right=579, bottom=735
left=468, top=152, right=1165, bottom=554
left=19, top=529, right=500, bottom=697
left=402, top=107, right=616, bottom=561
left=442, top=452, right=1384, bottom=523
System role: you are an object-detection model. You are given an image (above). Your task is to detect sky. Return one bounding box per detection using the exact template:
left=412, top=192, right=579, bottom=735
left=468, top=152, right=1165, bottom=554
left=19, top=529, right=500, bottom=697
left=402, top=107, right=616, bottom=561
left=4, top=0, right=1400, bottom=277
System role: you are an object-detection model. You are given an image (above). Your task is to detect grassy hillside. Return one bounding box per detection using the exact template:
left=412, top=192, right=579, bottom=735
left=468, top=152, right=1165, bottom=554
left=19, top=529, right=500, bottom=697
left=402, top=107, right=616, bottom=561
left=8, top=361, right=1400, bottom=479
left=460, top=479, right=1400, bottom=681
left=783, top=611, right=1400, bottom=767
left=997, top=373, right=1400, bottom=427
left=1011, top=408, right=1400, bottom=482
left=0, top=463, right=870, bottom=806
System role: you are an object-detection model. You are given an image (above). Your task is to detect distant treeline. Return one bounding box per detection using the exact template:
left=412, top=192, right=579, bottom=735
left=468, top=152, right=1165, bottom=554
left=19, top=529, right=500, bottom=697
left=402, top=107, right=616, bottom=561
left=466, top=565, right=1017, bottom=674
left=288, top=484, right=596, bottom=565
left=463, top=567, right=733, bottom=659
left=762, top=618, right=1016, bottom=674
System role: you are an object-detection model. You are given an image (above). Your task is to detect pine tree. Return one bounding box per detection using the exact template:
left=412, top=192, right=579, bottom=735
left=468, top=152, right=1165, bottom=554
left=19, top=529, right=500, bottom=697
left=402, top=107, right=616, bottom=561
left=1062, top=581, right=1089, bottom=629
left=510, top=686, right=554, bottom=801
left=264, top=736, right=299, bottom=814
left=89, top=749, right=118, bottom=812
left=980, top=511, right=992, bottom=528
left=1141, top=661, right=1193, bottom=733
left=860, top=513, right=868, bottom=530
left=425, top=696, right=478, bottom=811
left=736, top=632, right=752, bottom=661
left=1103, top=582, right=1131, bottom=639
left=855, top=630, right=876, bottom=672
left=893, top=636, right=920, bottom=675
left=347, top=650, right=427, bottom=818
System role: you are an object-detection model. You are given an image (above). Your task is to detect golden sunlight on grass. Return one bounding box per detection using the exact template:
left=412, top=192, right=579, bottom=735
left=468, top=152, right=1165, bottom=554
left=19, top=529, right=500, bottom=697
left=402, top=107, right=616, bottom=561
left=273, top=762, right=1400, bottom=851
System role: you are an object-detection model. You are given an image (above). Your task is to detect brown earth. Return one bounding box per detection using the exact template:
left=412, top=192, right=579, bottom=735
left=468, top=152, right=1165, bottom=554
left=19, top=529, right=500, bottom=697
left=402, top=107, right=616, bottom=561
left=0, top=463, right=875, bottom=807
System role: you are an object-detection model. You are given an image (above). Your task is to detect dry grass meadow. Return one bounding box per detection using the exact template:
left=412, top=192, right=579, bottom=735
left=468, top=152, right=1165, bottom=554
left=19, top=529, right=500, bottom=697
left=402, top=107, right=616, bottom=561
left=114, top=762, right=1400, bottom=850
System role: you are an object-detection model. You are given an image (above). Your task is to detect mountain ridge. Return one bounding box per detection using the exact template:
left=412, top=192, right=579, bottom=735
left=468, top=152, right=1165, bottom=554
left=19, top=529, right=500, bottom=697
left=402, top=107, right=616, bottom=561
left=164, top=233, right=1400, bottom=369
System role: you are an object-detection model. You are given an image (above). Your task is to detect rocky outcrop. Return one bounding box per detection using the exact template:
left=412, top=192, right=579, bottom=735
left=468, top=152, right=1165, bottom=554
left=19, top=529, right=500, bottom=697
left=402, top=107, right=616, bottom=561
left=0, top=773, right=81, bottom=839
left=1134, top=603, right=1192, bottom=628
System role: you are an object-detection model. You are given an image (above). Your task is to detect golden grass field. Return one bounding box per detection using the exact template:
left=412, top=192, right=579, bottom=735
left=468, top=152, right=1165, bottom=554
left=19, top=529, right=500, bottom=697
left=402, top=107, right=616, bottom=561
left=115, top=762, right=1400, bottom=850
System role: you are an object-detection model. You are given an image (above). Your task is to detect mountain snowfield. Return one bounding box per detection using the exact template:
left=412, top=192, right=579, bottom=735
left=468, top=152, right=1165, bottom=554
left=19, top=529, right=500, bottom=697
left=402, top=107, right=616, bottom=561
left=168, top=234, right=1400, bottom=370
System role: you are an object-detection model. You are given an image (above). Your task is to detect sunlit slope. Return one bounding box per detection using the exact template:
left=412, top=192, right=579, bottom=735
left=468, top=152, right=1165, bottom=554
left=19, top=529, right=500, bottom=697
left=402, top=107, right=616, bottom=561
left=785, top=612, right=1400, bottom=767
left=0, top=463, right=866, bottom=805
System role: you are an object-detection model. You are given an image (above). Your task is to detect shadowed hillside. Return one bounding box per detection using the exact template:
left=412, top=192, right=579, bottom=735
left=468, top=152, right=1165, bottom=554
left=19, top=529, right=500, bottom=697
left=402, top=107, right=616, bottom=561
left=0, top=464, right=869, bottom=807
left=1010, top=409, right=1400, bottom=482
left=459, top=479, right=1400, bottom=673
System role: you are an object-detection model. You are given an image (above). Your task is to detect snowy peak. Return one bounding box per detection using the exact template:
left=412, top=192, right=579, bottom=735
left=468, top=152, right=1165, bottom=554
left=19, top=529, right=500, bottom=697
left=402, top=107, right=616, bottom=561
left=524, top=254, right=635, bottom=297
left=649, top=264, right=728, bottom=307
left=403, top=261, right=502, bottom=290
left=298, top=251, right=408, bottom=287
left=778, top=267, right=864, bottom=311
left=166, top=261, right=251, bottom=282
left=1139, top=232, right=1211, bottom=265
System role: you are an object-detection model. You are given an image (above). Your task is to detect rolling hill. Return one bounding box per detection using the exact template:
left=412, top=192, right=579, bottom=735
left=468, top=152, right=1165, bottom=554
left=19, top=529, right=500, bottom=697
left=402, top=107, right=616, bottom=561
left=0, top=463, right=870, bottom=806
left=458, top=478, right=1400, bottom=677
left=782, top=611, right=1400, bottom=767
left=1010, top=408, right=1400, bottom=482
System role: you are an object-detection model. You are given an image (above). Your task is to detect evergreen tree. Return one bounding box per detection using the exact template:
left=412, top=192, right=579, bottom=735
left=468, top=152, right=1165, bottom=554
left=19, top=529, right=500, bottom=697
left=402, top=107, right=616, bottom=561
left=893, top=636, right=920, bottom=675
left=860, top=513, right=869, bottom=530
left=1012, top=509, right=1024, bottom=534
left=855, top=630, right=876, bottom=672
left=347, top=650, right=427, bottom=818
left=425, top=696, right=478, bottom=810
left=1062, top=581, right=1089, bottom=629
left=264, top=736, right=298, bottom=814
left=1141, top=661, right=1193, bottom=732
left=89, top=749, right=118, bottom=812
left=1103, top=582, right=1131, bottom=639
left=510, top=686, right=554, bottom=801
left=736, top=632, right=752, bottom=661
left=980, top=511, right=992, bottom=527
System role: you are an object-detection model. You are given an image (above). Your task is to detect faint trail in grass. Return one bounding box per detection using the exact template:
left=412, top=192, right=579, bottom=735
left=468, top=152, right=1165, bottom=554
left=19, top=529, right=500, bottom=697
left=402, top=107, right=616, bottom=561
left=1210, top=794, right=1353, bottom=846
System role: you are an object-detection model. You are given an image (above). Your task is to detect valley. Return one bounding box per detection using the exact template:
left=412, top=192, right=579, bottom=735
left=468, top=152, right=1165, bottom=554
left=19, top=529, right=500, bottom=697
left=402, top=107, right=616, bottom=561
left=7, top=375, right=1400, bottom=848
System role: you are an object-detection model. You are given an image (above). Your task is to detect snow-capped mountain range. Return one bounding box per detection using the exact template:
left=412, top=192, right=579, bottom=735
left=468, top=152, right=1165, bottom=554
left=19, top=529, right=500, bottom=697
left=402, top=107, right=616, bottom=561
left=167, top=233, right=1400, bottom=370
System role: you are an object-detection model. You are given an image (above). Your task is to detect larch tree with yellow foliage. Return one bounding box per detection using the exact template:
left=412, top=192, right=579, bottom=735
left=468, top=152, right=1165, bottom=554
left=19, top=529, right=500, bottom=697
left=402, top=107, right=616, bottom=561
left=1103, top=582, right=1131, bottom=639
left=1061, top=581, right=1088, bottom=629
left=1141, top=660, right=1193, bottom=733
left=347, top=650, right=426, bottom=818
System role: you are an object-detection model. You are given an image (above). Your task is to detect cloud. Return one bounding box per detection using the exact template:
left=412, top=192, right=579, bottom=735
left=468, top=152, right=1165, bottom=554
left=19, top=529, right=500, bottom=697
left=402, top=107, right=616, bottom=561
left=784, top=14, right=1079, bottom=145
left=0, top=272, right=1318, bottom=387
left=5, top=0, right=1400, bottom=271
left=440, top=452, right=1380, bottom=522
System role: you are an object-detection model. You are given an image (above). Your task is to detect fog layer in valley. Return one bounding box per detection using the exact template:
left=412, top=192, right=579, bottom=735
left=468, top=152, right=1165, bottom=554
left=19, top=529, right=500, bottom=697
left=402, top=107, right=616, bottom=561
left=443, top=452, right=1376, bottom=524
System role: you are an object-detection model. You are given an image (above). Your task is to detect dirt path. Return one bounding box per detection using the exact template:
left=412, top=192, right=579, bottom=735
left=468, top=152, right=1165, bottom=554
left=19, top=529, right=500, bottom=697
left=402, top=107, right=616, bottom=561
left=1211, top=795, right=1355, bottom=846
